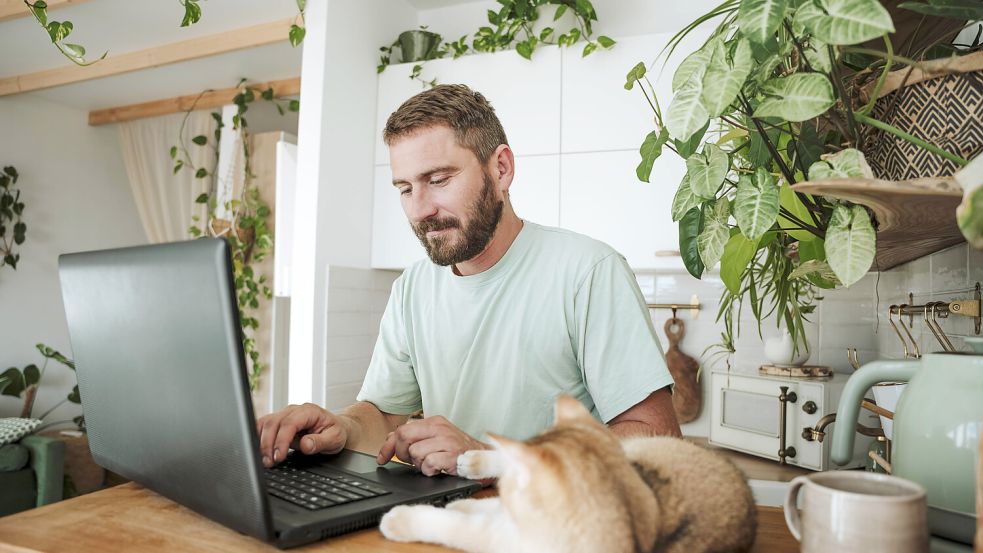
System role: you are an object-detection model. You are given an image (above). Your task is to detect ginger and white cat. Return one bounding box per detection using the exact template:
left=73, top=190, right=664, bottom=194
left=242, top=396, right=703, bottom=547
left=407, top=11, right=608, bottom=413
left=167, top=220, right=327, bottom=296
left=380, top=395, right=757, bottom=553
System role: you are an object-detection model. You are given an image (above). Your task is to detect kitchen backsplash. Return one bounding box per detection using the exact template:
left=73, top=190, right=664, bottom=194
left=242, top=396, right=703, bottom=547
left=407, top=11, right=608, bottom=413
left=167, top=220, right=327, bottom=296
left=647, top=242, right=982, bottom=437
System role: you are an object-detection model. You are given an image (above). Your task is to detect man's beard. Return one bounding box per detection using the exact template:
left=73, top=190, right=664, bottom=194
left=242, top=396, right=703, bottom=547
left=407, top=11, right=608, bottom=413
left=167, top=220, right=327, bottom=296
left=412, top=172, right=504, bottom=267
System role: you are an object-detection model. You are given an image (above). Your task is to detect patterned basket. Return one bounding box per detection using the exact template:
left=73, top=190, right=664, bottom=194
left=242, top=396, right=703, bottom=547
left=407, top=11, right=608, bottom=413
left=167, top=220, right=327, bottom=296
left=862, top=51, right=983, bottom=181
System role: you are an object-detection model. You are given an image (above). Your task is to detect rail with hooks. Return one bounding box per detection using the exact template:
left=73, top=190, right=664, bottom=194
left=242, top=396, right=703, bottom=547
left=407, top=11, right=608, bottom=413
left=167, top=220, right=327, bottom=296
left=886, top=282, right=981, bottom=356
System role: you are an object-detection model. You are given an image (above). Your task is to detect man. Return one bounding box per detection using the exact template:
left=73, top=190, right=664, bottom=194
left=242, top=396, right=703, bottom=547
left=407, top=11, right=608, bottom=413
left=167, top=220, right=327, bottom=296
left=257, top=84, right=680, bottom=477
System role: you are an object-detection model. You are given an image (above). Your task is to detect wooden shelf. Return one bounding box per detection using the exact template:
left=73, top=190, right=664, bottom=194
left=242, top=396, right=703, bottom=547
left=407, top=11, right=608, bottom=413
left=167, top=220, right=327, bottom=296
left=791, top=177, right=965, bottom=271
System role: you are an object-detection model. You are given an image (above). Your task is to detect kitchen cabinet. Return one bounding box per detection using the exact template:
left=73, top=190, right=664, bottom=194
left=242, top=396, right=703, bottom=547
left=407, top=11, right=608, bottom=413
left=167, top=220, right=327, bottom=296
left=560, top=150, right=684, bottom=270
left=374, top=46, right=562, bottom=166
left=371, top=155, right=560, bottom=269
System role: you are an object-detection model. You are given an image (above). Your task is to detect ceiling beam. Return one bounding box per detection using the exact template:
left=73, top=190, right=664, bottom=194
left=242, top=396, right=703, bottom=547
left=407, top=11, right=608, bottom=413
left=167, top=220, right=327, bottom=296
left=87, top=76, right=300, bottom=126
left=0, top=0, right=88, bottom=22
left=0, top=18, right=294, bottom=97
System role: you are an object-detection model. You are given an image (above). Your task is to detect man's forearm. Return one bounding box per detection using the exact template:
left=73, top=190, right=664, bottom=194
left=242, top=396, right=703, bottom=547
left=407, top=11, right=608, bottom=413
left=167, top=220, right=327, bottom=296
left=338, top=401, right=407, bottom=455
left=609, top=419, right=682, bottom=438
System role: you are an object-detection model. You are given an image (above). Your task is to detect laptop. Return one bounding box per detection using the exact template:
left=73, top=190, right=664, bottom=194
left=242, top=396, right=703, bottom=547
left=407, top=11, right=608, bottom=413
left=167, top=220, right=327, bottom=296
left=57, top=238, right=481, bottom=549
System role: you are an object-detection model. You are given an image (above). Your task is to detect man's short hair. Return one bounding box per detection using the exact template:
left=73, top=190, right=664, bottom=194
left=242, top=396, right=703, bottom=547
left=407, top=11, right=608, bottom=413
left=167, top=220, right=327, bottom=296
left=383, top=84, right=509, bottom=164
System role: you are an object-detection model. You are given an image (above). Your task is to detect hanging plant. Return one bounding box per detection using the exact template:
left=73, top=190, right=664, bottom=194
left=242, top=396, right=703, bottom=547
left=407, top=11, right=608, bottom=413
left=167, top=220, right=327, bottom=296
left=171, top=80, right=298, bottom=391
left=0, top=166, right=27, bottom=273
left=627, top=0, right=979, bottom=357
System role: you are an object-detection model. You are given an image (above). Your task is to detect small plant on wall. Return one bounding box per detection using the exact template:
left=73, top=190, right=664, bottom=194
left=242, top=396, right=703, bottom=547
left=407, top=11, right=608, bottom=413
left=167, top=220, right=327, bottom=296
left=172, top=81, right=298, bottom=391
left=626, top=0, right=980, bottom=357
left=0, top=166, right=26, bottom=273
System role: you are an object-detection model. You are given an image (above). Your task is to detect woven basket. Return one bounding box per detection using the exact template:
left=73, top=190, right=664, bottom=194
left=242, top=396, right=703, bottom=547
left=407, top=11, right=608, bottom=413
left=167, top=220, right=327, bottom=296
left=861, top=50, right=983, bottom=181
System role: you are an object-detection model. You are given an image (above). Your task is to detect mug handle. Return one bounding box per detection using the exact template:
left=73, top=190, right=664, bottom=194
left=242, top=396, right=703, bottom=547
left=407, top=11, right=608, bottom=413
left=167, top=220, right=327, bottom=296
left=783, top=475, right=809, bottom=542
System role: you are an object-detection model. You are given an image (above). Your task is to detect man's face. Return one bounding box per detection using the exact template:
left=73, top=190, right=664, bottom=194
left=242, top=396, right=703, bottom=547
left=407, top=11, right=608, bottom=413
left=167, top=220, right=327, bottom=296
left=389, top=126, right=504, bottom=266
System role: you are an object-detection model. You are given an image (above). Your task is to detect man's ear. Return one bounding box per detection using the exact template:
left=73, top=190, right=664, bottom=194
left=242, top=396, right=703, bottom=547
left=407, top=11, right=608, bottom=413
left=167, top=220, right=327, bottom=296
left=554, top=394, right=593, bottom=425
left=489, top=144, right=515, bottom=193
left=487, top=432, right=532, bottom=488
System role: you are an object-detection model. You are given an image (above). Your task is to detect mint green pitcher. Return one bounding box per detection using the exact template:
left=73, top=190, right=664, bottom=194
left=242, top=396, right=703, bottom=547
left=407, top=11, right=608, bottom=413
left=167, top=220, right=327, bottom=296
left=831, top=337, right=983, bottom=543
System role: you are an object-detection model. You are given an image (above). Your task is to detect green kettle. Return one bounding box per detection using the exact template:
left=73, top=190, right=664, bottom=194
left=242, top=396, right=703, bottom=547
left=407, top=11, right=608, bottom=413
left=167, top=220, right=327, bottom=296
left=831, top=337, right=983, bottom=543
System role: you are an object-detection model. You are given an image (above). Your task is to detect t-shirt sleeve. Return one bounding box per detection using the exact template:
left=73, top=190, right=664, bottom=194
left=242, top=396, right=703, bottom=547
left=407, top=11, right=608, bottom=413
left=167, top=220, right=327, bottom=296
left=574, top=253, right=675, bottom=423
left=355, top=276, right=423, bottom=415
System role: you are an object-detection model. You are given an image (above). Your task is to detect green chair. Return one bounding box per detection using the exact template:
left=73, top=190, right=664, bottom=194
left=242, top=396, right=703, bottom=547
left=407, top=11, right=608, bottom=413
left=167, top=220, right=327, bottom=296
left=0, top=435, right=65, bottom=516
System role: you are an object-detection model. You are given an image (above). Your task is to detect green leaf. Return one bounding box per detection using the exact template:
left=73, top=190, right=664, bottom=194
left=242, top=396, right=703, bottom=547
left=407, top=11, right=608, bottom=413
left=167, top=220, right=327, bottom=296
left=720, top=233, right=758, bottom=294
left=195, top=168, right=208, bottom=179
left=191, top=135, right=207, bottom=146
left=624, top=61, right=646, bottom=90
left=825, top=204, right=875, bottom=286
left=686, top=143, right=729, bottom=199
left=31, top=1, right=47, bottom=26
left=679, top=207, right=706, bottom=278
left=261, top=88, right=274, bottom=101
left=582, top=42, right=598, bottom=57
left=181, top=0, right=202, bottom=27
left=898, top=0, right=983, bottom=20
left=289, top=24, right=306, bottom=47
left=675, top=119, right=711, bottom=159
left=794, top=0, right=895, bottom=46
left=737, top=0, right=788, bottom=45
left=554, top=4, right=568, bottom=20
left=957, top=180, right=983, bottom=249
left=779, top=183, right=818, bottom=242
left=698, top=198, right=731, bottom=270
left=0, top=368, right=24, bottom=397
left=67, top=385, right=81, bottom=404
left=169, top=146, right=177, bottom=159
left=808, top=148, right=873, bottom=180
left=803, top=39, right=832, bottom=73
left=63, top=43, right=85, bottom=58
left=667, top=80, right=710, bottom=145
left=516, top=40, right=533, bottom=60
left=734, top=168, right=780, bottom=241
left=672, top=174, right=700, bottom=222
left=597, top=35, right=615, bottom=48
left=701, top=38, right=754, bottom=117
left=789, top=259, right=842, bottom=286
left=289, top=99, right=300, bottom=112
left=672, top=39, right=716, bottom=92
left=754, top=73, right=836, bottom=122
left=636, top=128, right=670, bottom=182
left=540, top=27, right=554, bottom=41
left=173, top=160, right=184, bottom=174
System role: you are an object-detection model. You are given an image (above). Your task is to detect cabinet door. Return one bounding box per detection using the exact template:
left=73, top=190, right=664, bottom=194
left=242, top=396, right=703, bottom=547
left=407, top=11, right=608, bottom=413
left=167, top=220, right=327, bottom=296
left=560, top=150, right=684, bottom=270
left=561, top=30, right=715, bottom=153
left=374, top=46, right=562, bottom=165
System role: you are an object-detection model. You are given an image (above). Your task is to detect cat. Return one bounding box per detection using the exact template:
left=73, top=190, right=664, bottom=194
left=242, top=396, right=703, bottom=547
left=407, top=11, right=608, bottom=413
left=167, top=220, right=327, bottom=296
left=380, top=395, right=757, bottom=553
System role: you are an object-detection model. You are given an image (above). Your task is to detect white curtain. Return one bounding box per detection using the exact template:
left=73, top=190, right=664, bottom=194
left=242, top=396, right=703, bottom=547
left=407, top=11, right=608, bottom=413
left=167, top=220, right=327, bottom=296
left=119, top=111, right=217, bottom=243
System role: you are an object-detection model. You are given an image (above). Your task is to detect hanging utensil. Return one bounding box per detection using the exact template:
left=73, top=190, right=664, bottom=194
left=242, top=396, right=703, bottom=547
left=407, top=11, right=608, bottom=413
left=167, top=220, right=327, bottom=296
left=664, top=314, right=701, bottom=423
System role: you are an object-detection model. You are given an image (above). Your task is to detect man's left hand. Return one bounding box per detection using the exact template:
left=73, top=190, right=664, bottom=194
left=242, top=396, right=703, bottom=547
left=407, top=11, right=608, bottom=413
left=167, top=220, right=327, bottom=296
left=376, top=415, right=488, bottom=476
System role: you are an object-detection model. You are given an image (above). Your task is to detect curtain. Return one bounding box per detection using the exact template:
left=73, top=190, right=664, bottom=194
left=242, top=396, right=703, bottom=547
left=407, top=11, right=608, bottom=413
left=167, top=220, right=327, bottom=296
left=118, top=111, right=217, bottom=243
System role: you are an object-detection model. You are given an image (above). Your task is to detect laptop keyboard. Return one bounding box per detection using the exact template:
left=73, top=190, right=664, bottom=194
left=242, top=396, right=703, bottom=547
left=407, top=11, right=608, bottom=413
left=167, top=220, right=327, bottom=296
left=265, top=465, right=391, bottom=510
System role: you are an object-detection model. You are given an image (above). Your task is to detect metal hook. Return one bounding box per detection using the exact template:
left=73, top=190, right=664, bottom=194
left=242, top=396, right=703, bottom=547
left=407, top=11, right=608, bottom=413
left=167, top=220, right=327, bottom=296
left=847, top=347, right=861, bottom=370
left=929, top=302, right=956, bottom=352
left=897, top=304, right=921, bottom=358
left=888, top=306, right=909, bottom=359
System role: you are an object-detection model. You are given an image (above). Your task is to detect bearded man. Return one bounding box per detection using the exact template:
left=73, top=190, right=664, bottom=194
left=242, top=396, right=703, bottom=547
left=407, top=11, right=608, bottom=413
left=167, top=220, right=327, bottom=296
left=257, top=84, right=680, bottom=477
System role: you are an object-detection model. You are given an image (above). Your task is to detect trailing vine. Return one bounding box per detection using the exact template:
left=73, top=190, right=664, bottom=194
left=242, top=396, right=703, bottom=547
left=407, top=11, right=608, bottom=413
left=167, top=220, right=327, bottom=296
left=378, top=0, right=615, bottom=80
left=23, top=0, right=306, bottom=67
left=0, top=166, right=26, bottom=272
left=172, top=80, right=298, bottom=391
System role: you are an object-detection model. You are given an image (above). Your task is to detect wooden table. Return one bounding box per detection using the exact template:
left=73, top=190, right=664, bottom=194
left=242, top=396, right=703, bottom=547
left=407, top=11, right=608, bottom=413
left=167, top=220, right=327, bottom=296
left=0, top=482, right=798, bottom=552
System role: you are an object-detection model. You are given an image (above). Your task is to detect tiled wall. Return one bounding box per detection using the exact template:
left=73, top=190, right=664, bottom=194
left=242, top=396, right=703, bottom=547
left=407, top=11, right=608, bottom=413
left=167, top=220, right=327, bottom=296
left=322, top=266, right=401, bottom=411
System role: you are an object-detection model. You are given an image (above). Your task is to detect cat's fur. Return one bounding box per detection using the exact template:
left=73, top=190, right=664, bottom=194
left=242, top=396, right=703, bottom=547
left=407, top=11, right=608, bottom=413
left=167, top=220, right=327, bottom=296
left=380, top=395, right=757, bottom=553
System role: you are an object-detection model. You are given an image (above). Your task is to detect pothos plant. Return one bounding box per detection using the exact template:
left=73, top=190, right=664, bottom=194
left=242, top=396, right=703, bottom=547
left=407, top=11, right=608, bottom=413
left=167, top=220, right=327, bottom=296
left=625, top=0, right=975, bottom=360
left=23, top=0, right=306, bottom=67
left=378, top=0, right=615, bottom=86
left=172, top=81, right=298, bottom=391
left=0, top=343, right=83, bottom=431
left=0, top=166, right=27, bottom=273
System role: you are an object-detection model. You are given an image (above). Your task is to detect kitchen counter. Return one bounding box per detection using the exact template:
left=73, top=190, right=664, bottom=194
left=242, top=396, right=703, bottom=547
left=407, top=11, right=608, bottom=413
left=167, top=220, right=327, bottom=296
left=0, top=482, right=798, bottom=552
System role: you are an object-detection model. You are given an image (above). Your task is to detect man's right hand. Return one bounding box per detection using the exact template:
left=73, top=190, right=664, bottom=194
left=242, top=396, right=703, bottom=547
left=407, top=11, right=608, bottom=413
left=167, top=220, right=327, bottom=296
left=255, top=403, right=350, bottom=468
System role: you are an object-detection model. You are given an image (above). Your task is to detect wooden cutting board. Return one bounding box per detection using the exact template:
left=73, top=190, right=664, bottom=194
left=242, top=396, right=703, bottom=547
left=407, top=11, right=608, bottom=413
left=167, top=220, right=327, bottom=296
left=664, top=318, right=701, bottom=423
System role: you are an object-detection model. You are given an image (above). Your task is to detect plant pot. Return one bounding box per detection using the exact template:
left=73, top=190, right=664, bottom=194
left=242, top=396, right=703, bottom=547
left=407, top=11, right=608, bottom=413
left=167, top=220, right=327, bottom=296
left=398, top=29, right=441, bottom=63
left=209, top=218, right=255, bottom=261
left=860, top=51, right=983, bottom=181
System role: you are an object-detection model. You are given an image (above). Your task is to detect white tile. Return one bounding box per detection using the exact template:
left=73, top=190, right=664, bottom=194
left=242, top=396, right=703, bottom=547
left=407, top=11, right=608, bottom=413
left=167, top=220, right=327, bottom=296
left=326, top=312, right=380, bottom=337
left=818, top=322, right=877, bottom=353
left=325, top=335, right=377, bottom=362
left=969, top=246, right=983, bottom=288
left=876, top=267, right=910, bottom=299
left=323, top=382, right=364, bottom=412
left=370, top=269, right=402, bottom=292
left=908, top=256, right=931, bottom=295
left=328, top=266, right=373, bottom=290
left=327, top=289, right=382, bottom=313
left=324, top=358, right=371, bottom=385
left=930, top=244, right=968, bottom=293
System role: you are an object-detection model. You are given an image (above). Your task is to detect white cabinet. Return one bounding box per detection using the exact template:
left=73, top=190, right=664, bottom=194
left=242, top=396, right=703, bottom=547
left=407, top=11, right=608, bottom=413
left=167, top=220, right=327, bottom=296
left=370, top=155, right=560, bottom=269
left=560, top=150, right=684, bottom=270
left=374, top=46, right=562, bottom=165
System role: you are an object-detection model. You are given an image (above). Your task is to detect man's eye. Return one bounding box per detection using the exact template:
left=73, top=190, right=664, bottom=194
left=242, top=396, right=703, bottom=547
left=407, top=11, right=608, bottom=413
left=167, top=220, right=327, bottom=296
left=430, top=177, right=448, bottom=186
left=399, top=187, right=411, bottom=195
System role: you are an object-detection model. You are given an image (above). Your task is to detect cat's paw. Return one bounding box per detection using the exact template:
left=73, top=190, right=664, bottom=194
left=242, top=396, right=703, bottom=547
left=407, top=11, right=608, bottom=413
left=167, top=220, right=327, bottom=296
left=444, top=498, right=481, bottom=513
left=379, top=505, right=427, bottom=542
left=457, top=450, right=498, bottom=479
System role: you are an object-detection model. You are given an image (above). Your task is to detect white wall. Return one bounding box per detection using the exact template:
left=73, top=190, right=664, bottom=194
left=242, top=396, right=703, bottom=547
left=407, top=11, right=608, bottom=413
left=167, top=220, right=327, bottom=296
left=0, top=94, right=146, bottom=425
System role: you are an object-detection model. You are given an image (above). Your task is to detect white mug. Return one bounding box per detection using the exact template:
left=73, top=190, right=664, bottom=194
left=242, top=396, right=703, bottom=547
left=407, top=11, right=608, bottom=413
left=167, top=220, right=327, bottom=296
left=784, top=471, right=928, bottom=552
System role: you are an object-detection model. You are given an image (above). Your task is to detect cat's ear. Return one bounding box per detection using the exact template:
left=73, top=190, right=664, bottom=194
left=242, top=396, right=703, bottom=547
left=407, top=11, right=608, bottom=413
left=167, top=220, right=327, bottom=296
left=554, top=394, right=593, bottom=424
left=487, top=433, right=533, bottom=488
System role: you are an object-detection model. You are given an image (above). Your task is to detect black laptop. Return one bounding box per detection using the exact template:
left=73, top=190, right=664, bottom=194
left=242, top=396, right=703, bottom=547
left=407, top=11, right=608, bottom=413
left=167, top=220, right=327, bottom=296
left=57, top=238, right=480, bottom=548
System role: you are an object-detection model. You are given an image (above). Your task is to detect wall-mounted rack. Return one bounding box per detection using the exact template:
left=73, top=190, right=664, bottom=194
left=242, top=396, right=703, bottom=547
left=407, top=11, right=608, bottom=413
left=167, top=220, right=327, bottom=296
left=646, top=294, right=701, bottom=319
left=887, top=282, right=981, bottom=356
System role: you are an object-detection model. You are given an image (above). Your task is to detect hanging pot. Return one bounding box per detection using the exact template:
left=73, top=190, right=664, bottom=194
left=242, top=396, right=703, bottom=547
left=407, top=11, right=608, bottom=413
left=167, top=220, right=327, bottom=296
left=398, top=29, right=442, bottom=64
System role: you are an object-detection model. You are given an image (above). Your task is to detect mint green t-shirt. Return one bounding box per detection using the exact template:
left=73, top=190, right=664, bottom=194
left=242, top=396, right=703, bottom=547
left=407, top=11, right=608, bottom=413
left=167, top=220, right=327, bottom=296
left=356, top=221, right=674, bottom=440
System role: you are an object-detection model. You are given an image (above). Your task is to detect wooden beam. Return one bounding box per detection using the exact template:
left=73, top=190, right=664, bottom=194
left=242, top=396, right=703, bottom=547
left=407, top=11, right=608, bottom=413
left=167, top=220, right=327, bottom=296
left=0, top=18, right=294, bottom=97
left=87, top=76, right=300, bottom=126
left=0, top=0, right=88, bottom=22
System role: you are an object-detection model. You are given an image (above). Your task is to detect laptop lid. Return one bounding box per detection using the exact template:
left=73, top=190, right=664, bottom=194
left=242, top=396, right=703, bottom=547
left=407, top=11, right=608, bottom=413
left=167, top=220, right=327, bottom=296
left=58, top=238, right=274, bottom=541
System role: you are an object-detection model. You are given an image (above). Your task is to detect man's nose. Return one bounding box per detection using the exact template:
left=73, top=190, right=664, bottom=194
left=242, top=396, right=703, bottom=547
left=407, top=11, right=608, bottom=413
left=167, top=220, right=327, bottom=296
left=406, top=186, right=438, bottom=223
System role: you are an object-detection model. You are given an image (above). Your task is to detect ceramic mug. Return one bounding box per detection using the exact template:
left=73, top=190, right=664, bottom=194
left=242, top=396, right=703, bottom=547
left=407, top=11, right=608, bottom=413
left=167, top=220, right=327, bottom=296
left=784, top=471, right=928, bottom=552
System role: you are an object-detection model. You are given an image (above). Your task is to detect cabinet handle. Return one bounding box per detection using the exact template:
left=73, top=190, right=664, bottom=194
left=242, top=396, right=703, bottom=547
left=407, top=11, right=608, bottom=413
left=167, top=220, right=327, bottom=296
left=778, top=386, right=795, bottom=465
left=802, top=400, right=817, bottom=414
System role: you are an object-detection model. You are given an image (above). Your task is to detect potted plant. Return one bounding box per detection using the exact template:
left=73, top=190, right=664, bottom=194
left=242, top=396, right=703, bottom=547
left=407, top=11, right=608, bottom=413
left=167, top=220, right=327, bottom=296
left=0, top=344, right=87, bottom=515
left=626, top=0, right=981, bottom=359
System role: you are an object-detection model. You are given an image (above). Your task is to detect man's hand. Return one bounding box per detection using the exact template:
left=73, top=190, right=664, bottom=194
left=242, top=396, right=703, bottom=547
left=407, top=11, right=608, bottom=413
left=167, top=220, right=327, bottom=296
left=256, top=403, right=350, bottom=468
left=377, top=415, right=488, bottom=476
